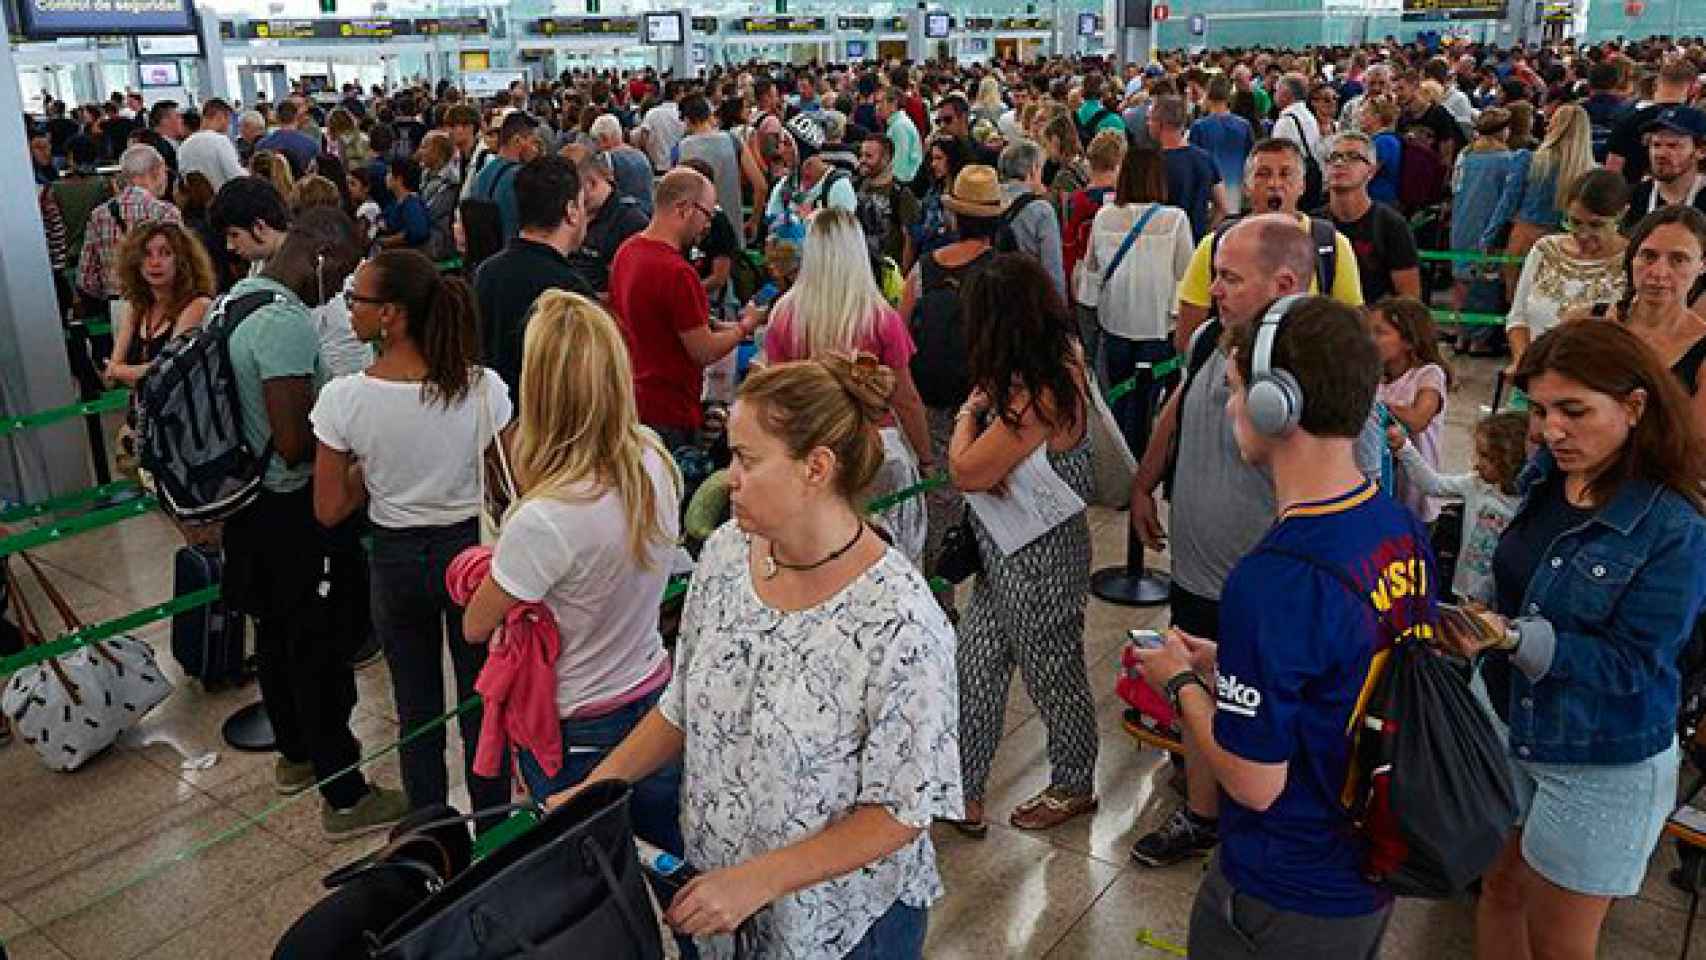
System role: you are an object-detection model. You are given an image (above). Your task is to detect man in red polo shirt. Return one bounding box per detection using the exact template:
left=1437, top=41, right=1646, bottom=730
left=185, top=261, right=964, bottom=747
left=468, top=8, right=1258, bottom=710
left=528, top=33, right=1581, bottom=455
left=608, top=167, right=759, bottom=448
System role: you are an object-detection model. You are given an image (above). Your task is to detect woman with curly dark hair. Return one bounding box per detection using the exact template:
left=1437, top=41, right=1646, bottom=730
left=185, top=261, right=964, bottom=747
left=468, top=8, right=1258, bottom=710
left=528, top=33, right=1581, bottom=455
left=947, top=251, right=1096, bottom=836
left=103, top=220, right=215, bottom=388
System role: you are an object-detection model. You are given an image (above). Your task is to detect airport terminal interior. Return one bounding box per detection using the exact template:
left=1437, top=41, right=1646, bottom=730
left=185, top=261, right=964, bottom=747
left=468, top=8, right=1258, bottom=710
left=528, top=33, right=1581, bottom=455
left=4, top=0, right=1706, bottom=956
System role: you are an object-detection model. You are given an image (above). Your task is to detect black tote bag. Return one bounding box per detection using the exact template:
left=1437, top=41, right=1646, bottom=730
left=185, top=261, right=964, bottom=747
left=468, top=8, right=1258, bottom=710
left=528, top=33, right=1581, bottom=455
left=372, top=780, right=664, bottom=960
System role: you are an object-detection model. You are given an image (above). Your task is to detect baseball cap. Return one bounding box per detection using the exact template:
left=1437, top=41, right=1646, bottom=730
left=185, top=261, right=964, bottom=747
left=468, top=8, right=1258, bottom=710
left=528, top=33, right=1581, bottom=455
left=785, top=113, right=825, bottom=162
left=1643, top=105, right=1706, bottom=140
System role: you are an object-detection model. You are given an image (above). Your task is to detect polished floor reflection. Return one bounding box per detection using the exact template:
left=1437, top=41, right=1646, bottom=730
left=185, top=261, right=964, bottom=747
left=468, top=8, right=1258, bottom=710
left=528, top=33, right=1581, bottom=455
left=1, top=355, right=1701, bottom=958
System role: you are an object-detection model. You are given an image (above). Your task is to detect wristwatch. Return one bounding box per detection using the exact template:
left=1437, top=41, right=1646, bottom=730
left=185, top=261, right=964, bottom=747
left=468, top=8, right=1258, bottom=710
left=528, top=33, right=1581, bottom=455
left=1497, top=621, right=1523, bottom=653
left=1164, top=670, right=1210, bottom=715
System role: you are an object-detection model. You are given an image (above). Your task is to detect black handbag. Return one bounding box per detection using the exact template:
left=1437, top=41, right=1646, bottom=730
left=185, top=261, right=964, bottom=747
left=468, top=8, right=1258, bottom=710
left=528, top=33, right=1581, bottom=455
left=372, top=781, right=664, bottom=960
left=935, top=507, right=983, bottom=585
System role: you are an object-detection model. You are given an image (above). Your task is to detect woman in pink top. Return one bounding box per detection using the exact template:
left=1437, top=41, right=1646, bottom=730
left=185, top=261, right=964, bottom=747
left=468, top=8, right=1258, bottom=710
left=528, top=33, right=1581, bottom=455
left=761, top=209, right=934, bottom=561
left=1370, top=296, right=1452, bottom=523
left=459, top=291, right=690, bottom=899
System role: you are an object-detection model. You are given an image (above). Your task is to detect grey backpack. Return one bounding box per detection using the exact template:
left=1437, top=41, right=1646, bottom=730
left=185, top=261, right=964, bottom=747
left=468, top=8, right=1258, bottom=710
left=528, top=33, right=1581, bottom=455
left=136, top=289, right=282, bottom=524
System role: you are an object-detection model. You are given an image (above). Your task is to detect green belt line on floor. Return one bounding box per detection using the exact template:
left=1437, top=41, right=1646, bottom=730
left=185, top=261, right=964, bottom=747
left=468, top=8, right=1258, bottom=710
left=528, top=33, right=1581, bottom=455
left=64, top=319, right=115, bottom=338
left=0, top=388, right=129, bottom=438
left=0, top=479, right=141, bottom=524
left=0, top=585, right=219, bottom=680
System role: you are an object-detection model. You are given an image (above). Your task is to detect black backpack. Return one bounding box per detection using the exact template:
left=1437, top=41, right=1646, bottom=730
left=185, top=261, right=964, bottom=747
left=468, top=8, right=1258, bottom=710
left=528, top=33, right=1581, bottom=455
left=1281, top=113, right=1327, bottom=212
left=458, top=160, right=519, bottom=274
left=137, top=289, right=284, bottom=525
left=1076, top=106, right=1115, bottom=151
left=993, top=193, right=1040, bottom=254
left=910, top=249, right=993, bottom=409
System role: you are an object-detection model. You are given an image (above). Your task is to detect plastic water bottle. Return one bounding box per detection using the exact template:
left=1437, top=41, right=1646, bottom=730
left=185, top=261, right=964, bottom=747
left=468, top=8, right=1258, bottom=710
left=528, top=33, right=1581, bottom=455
left=635, top=838, right=698, bottom=897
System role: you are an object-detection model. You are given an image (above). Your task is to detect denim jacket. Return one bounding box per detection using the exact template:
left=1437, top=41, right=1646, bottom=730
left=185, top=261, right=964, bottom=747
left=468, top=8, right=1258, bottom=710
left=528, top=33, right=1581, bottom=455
left=1486, top=150, right=1566, bottom=237
left=1496, top=450, right=1706, bottom=764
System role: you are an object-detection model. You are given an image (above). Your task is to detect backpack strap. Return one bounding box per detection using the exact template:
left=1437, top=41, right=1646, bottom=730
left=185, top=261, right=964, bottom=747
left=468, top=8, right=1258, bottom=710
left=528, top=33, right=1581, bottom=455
left=1309, top=217, right=1339, bottom=297
left=1102, top=203, right=1162, bottom=286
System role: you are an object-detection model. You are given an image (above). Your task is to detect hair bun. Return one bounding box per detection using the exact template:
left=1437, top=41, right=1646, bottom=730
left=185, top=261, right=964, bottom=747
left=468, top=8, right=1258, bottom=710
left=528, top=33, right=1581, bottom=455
left=820, top=351, right=895, bottom=424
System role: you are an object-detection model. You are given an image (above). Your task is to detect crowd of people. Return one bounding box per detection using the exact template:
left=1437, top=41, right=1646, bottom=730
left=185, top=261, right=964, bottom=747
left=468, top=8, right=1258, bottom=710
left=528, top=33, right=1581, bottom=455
left=9, top=30, right=1706, bottom=959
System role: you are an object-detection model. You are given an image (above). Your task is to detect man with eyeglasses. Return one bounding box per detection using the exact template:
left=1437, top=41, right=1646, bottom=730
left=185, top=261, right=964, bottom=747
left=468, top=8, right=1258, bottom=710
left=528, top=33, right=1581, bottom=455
left=608, top=168, right=759, bottom=449
left=1313, top=132, right=1420, bottom=305
left=935, top=94, right=999, bottom=167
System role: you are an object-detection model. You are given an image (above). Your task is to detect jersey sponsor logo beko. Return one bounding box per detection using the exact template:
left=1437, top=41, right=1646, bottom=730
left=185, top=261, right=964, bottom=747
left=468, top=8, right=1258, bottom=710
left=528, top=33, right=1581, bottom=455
left=1217, top=674, right=1262, bottom=717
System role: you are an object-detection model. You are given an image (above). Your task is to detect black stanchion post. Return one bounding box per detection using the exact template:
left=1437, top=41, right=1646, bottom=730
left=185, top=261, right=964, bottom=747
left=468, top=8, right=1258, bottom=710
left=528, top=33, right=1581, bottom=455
left=1091, top=357, right=1171, bottom=608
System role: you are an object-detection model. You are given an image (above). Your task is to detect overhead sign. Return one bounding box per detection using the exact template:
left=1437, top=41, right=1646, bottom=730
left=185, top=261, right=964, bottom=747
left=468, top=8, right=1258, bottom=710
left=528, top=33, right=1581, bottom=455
left=845, top=39, right=867, bottom=58
left=728, top=16, right=827, bottom=33
left=692, top=16, right=717, bottom=34
left=531, top=17, right=639, bottom=36
left=13, top=0, right=196, bottom=38
left=642, top=11, right=683, bottom=44
left=925, top=13, right=951, bottom=38
left=1153, top=4, right=1171, bottom=23
left=462, top=69, right=528, bottom=96
left=1077, top=12, right=1099, bottom=35
left=414, top=17, right=488, bottom=35
left=1189, top=12, right=1206, bottom=34
left=964, top=16, right=995, bottom=30
left=241, top=18, right=406, bottom=40
left=1400, top=0, right=1506, bottom=18
left=997, top=16, right=1051, bottom=31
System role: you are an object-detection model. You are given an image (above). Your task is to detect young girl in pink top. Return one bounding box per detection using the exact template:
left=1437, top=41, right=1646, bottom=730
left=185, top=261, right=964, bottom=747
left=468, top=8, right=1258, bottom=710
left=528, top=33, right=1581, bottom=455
left=1370, top=296, right=1452, bottom=524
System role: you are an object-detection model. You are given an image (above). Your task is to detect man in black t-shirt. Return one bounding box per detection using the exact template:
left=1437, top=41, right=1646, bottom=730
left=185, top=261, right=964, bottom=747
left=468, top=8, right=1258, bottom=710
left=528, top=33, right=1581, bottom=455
left=570, top=152, right=648, bottom=294
left=1394, top=73, right=1466, bottom=169
left=678, top=156, right=741, bottom=312
left=1313, top=131, right=1419, bottom=305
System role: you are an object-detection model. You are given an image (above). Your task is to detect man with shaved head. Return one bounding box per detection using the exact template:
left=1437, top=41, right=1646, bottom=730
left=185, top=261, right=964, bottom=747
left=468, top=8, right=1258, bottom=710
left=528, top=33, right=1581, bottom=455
left=608, top=167, right=761, bottom=447
left=1126, top=214, right=1337, bottom=868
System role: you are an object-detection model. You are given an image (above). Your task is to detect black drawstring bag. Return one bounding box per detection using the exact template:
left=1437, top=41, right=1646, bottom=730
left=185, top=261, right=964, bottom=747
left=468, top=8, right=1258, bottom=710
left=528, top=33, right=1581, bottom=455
left=1258, top=545, right=1519, bottom=899
left=935, top=507, right=982, bottom=585
left=373, top=781, right=663, bottom=960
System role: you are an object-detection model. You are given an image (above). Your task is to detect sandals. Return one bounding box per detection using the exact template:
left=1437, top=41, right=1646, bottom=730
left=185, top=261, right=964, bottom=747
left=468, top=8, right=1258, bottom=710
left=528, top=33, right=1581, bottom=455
left=943, top=799, right=989, bottom=839
left=1009, top=787, right=1098, bottom=831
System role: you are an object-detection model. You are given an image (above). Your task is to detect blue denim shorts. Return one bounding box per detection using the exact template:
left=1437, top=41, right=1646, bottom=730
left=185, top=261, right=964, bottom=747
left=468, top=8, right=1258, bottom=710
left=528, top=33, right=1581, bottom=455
left=1474, top=674, right=1678, bottom=896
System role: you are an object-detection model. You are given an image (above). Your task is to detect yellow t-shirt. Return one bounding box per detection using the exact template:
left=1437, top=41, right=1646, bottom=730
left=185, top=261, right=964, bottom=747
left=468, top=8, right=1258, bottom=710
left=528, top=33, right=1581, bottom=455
left=1175, top=214, right=1365, bottom=309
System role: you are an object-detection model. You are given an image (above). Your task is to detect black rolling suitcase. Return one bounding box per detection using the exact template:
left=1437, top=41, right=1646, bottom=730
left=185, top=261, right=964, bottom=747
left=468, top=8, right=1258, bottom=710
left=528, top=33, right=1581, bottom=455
left=171, top=545, right=248, bottom=690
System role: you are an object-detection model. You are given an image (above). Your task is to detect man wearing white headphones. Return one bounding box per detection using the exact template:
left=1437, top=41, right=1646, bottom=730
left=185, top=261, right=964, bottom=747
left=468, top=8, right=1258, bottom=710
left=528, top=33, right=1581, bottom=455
left=1134, top=295, right=1438, bottom=959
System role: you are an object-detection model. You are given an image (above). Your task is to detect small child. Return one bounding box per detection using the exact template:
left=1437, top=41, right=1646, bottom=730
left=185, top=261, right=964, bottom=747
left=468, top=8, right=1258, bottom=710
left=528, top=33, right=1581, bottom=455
left=1388, top=411, right=1529, bottom=604
left=1370, top=296, right=1452, bottom=524
left=347, top=171, right=383, bottom=255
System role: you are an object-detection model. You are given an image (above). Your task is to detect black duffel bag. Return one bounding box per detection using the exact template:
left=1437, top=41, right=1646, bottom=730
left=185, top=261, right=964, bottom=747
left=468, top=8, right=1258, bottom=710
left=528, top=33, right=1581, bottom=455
left=374, top=780, right=663, bottom=960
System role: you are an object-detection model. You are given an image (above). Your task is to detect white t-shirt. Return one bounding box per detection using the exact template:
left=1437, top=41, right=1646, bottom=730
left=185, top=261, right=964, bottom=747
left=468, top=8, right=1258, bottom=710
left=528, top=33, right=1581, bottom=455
left=491, top=445, right=681, bottom=717
left=310, top=367, right=511, bottom=529
left=639, top=102, right=685, bottom=172
left=177, top=129, right=246, bottom=190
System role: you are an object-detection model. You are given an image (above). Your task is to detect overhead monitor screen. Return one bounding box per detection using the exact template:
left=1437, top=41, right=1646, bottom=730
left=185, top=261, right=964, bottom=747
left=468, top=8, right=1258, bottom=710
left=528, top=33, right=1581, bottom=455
left=138, top=61, right=182, bottom=88
left=845, top=39, right=868, bottom=59
left=1077, top=12, right=1098, bottom=35
left=643, top=11, right=684, bottom=44
left=135, top=34, right=200, bottom=56
left=925, top=13, right=951, bottom=38
left=14, top=0, right=196, bottom=38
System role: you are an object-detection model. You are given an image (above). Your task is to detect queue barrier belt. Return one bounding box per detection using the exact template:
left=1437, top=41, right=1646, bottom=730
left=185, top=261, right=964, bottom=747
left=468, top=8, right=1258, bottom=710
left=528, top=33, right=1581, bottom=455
left=1430, top=309, right=1506, bottom=328
left=1416, top=249, right=1527, bottom=266
left=0, top=480, right=142, bottom=524
left=0, top=389, right=129, bottom=438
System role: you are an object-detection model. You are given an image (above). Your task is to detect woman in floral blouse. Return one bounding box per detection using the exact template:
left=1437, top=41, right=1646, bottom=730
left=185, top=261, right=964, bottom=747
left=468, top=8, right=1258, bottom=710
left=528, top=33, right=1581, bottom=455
left=552, top=353, right=963, bottom=959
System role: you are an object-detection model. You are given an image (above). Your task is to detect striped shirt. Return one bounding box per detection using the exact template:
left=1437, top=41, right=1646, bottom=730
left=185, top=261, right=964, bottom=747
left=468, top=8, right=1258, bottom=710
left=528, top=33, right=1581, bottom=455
left=76, top=186, right=181, bottom=299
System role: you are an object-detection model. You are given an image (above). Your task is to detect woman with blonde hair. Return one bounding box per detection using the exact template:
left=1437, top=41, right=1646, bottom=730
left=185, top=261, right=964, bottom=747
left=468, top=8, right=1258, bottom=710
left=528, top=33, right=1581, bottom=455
left=549, top=353, right=960, bottom=959
left=104, top=221, right=215, bottom=388
left=760, top=208, right=933, bottom=562
left=250, top=149, right=296, bottom=205
left=291, top=174, right=342, bottom=213
left=1491, top=103, right=1595, bottom=294
left=325, top=107, right=370, bottom=168
left=972, top=76, right=1006, bottom=126
left=457, top=288, right=688, bottom=852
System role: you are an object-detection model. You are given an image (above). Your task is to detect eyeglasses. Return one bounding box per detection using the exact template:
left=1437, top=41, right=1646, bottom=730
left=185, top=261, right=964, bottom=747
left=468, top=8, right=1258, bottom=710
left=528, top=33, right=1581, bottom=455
left=688, top=201, right=716, bottom=222
left=346, top=293, right=389, bottom=306
left=1326, top=152, right=1371, bottom=166
left=934, top=114, right=954, bottom=126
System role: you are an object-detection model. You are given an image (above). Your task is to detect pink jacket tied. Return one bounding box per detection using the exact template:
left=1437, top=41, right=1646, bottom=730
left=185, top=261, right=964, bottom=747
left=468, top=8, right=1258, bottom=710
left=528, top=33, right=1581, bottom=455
left=446, top=545, right=564, bottom=779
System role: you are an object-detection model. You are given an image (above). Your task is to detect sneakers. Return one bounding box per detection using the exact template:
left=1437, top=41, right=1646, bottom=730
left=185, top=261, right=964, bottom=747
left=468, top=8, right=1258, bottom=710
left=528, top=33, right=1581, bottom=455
left=322, top=785, right=409, bottom=841
left=1130, top=808, right=1219, bottom=868
left=274, top=757, right=315, bottom=796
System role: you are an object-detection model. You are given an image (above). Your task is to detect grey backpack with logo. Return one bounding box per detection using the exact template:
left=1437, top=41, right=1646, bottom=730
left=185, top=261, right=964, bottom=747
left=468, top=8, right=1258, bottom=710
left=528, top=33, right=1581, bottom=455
left=136, top=289, right=282, bottom=524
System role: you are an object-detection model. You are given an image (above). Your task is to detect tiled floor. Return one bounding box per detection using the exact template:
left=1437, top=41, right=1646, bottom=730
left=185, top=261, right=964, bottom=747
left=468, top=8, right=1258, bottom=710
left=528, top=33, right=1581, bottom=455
left=3, top=355, right=1704, bottom=958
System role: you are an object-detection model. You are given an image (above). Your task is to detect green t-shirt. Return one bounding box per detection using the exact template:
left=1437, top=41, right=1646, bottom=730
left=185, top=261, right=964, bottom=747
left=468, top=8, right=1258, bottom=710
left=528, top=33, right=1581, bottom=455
left=1252, top=86, right=1273, bottom=121
left=225, top=276, right=326, bottom=493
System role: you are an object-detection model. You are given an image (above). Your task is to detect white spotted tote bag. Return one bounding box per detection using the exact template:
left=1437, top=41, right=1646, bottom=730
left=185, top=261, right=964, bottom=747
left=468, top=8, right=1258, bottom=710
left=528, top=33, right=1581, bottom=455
left=1, top=554, right=172, bottom=771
